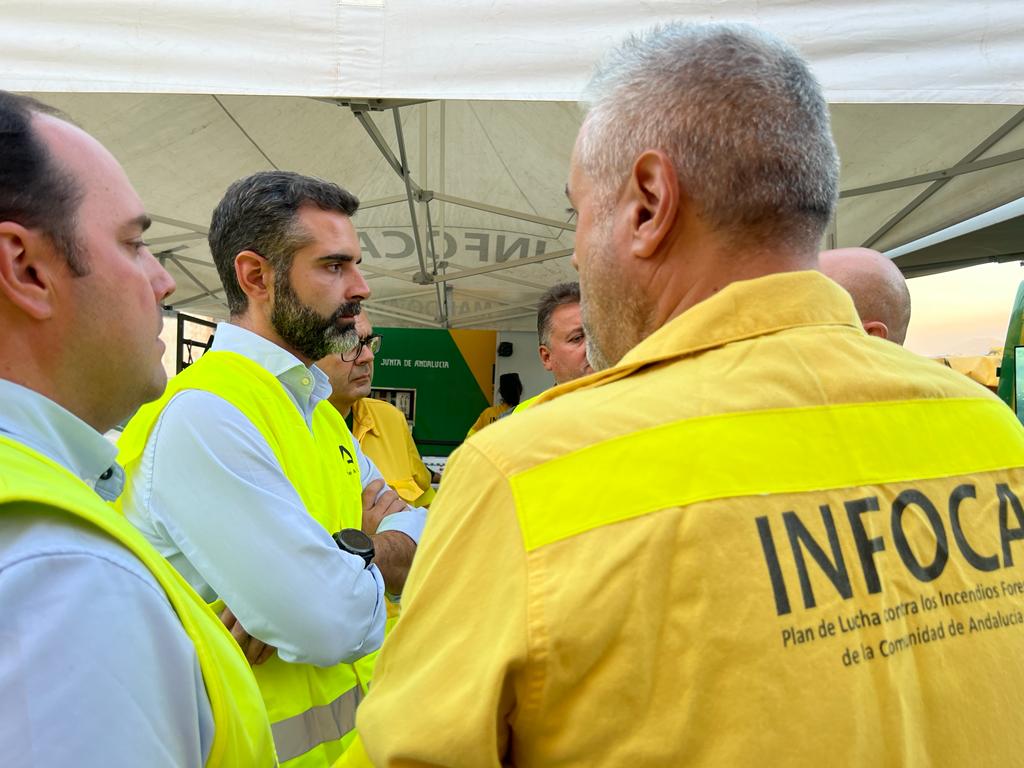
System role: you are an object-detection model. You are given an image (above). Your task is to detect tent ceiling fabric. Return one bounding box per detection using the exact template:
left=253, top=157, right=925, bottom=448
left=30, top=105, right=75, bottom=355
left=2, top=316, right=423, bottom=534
left=6, top=2, right=1024, bottom=328
left=4, top=1, right=1023, bottom=103
left=885, top=198, right=1024, bottom=278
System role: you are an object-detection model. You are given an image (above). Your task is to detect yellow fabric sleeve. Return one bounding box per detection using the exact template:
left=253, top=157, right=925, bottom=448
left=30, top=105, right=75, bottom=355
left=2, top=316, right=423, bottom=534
left=402, top=427, right=435, bottom=508
left=353, top=443, right=529, bottom=766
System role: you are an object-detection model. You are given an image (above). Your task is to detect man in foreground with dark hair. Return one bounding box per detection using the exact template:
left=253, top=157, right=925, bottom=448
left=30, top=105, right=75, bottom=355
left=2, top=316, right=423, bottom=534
left=345, top=23, right=1024, bottom=766
left=0, top=91, right=275, bottom=765
left=118, top=171, right=423, bottom=766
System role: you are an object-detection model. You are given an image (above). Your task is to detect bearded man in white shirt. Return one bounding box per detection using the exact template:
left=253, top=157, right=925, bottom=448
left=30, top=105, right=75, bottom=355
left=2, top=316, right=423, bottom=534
left=118, top=171, right=424, bottom=767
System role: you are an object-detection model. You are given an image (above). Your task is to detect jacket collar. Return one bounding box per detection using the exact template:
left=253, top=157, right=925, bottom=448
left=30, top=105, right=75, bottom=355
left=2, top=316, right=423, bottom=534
left=350, top=397, right=380, bottom=441
left=540, top=271, right=862, bottom=401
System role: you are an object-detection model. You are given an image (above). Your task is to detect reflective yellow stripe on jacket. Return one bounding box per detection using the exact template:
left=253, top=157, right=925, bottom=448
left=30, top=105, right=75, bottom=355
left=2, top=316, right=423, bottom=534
left=0, top=436, right=277, bottom=767
left=511, top=397, right=1024, bottom=550
left=117, top=351, right=366, bottom=767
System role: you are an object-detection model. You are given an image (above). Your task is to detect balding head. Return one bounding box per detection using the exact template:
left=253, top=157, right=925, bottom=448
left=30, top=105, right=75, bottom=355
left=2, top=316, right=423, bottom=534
left=819, top=247, right=911, bottom=345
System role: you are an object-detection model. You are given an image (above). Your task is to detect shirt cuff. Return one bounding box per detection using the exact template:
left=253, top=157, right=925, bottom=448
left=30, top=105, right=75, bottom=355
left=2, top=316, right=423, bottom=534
left=375, top=506, right=427, bottom=544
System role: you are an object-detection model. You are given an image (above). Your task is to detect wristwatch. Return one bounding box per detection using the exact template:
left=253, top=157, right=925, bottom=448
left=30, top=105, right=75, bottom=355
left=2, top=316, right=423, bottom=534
left=333, top=528, right=375, bottom=568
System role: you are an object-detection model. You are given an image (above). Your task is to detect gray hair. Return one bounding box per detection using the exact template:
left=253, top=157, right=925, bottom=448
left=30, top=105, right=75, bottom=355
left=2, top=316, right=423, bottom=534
left=579, top=23, right=839, bottom=251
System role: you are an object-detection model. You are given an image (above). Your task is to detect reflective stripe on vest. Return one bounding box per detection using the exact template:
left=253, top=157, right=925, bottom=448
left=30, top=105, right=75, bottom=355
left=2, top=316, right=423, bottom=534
left=0, top=436, right=277, bottom=766
left=117, top=350, right=368, bottom=766
left=511, top=393, right=541, bottom=414
left=511, top=397, right=1024, bottom=551
left=272, top=685, right=362, bottom=763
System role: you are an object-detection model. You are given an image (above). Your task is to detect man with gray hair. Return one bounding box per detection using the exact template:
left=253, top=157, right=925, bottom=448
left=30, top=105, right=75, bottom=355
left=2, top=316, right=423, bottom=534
left=346, top=23, right=1024, bottom=766
left=820, top=246, right=912, bottom=344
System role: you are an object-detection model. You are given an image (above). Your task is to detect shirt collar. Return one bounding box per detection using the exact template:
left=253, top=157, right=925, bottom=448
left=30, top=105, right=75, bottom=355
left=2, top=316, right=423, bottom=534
left=351, top=398, right=380, bottom=440
left=542, top=271, right=862, bottom=399
left=0, top=379, right=122, bottom=500
left=211, top=322, right=331, bottom=415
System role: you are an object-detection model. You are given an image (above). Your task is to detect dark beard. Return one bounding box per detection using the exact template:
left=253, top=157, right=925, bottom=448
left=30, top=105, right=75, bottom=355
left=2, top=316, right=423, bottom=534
left=271, top=269, right=361, bottom=361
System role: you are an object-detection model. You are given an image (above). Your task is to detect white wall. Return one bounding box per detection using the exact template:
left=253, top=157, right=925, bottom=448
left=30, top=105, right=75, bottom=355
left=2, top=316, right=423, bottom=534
left=494, top=330, right=552, bottom=403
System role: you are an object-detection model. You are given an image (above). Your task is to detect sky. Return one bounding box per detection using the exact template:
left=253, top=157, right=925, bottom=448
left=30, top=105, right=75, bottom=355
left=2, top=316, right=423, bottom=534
left=903, top=260, right=1022, bottom=358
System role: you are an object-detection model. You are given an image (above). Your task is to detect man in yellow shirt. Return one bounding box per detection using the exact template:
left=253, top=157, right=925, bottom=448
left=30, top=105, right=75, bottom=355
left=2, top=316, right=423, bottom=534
left=319, top=313, right=436, bottom=508
left=535, top=281, right=592, bottom=386
left=514, top=282, right=593, bottom=413
left=466, top=373, right=522, bottom=436
left=820, top=247, right=912, bottom=345
left=347, top=23, right=1024, bottom=767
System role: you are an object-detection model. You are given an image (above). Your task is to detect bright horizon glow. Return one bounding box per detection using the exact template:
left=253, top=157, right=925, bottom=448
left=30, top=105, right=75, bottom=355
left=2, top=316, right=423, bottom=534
left=904, top=260, right=1023, bottom=358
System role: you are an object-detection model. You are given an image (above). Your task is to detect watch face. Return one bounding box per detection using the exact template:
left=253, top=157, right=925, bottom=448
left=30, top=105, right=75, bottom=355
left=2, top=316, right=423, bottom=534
left=336, top=528, right=373, bottom=555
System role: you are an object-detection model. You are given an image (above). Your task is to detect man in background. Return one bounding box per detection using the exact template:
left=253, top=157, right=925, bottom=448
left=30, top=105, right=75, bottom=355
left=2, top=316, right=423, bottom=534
left=466, top=372, right=522, bottom=436
left=535, top=280, right=592, bottom=386
left=820, top=246, right=911, bottom=344
left=513, top=281, right=594, bottom=413
left=320, top=311, right=436, bottom=508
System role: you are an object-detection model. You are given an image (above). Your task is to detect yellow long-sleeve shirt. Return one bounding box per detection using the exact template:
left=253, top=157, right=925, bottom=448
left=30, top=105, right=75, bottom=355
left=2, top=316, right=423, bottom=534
left=351, top=398, right=435, bottom=508
left=349, top=271, right=1024, bottom=767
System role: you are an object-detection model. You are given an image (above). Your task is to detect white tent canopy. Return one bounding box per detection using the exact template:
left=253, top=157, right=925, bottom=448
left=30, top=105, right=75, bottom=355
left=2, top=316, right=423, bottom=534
left=5, top=1, right=1024, bottom=329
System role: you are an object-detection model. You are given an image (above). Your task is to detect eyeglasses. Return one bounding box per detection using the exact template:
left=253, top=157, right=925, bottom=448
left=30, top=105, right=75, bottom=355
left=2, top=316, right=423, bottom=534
left=340, top=333, right=382, bottom=362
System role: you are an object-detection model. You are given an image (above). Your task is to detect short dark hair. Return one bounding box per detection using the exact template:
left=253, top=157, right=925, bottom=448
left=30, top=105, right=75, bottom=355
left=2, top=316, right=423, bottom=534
left=208, top=171, right=360, bottom=315
left=536, top=281, right=582, bottom=345
left=0, top=91, right=86, bottom=274
left=498, top=372, right=523, bottom=407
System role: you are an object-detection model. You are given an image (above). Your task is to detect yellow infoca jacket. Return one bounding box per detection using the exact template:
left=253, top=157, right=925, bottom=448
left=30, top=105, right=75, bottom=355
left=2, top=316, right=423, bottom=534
left=344, top=270, right=1024, bottom=767
left=0, top=435, right=277, bottom=767
left=117, top=351, right=368, bottom=768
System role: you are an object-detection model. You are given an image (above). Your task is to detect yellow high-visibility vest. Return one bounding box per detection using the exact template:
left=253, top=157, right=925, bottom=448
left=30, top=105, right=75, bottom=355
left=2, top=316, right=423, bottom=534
left=0, top=435, right=277, bottom=767
left=118, top=351, right=367, bottom=767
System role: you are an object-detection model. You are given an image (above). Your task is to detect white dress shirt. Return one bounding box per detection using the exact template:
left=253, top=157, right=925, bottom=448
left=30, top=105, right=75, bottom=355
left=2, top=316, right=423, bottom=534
left=123, top=323, right=426, bottom=666
left=0, top=379, right=214, bottom=767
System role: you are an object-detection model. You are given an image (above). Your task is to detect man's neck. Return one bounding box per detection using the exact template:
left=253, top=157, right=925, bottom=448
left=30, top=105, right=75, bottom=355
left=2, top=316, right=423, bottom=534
left=656, top=243, right=818, bottom=331
left=229, top=312, right=313, bottom=367
left=330, top=398, right=354, bottom=419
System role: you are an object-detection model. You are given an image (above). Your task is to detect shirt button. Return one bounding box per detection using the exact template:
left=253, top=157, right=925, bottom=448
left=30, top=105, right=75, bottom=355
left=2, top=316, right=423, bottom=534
left=301, top=376, right=311, bottom=386
left=99, top=468, right=114, bottom=481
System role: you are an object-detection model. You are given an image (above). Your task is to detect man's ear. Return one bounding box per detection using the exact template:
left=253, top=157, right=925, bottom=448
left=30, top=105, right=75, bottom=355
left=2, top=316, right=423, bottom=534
left=862, top=320, right=889, bottom=340
left=622, top=149, right=679, bottom=260
left=0, top=223, right=62, bottom=320
left=539, top=345, right=553, bottom=372
left=234, top=250, right=273, bottom=303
